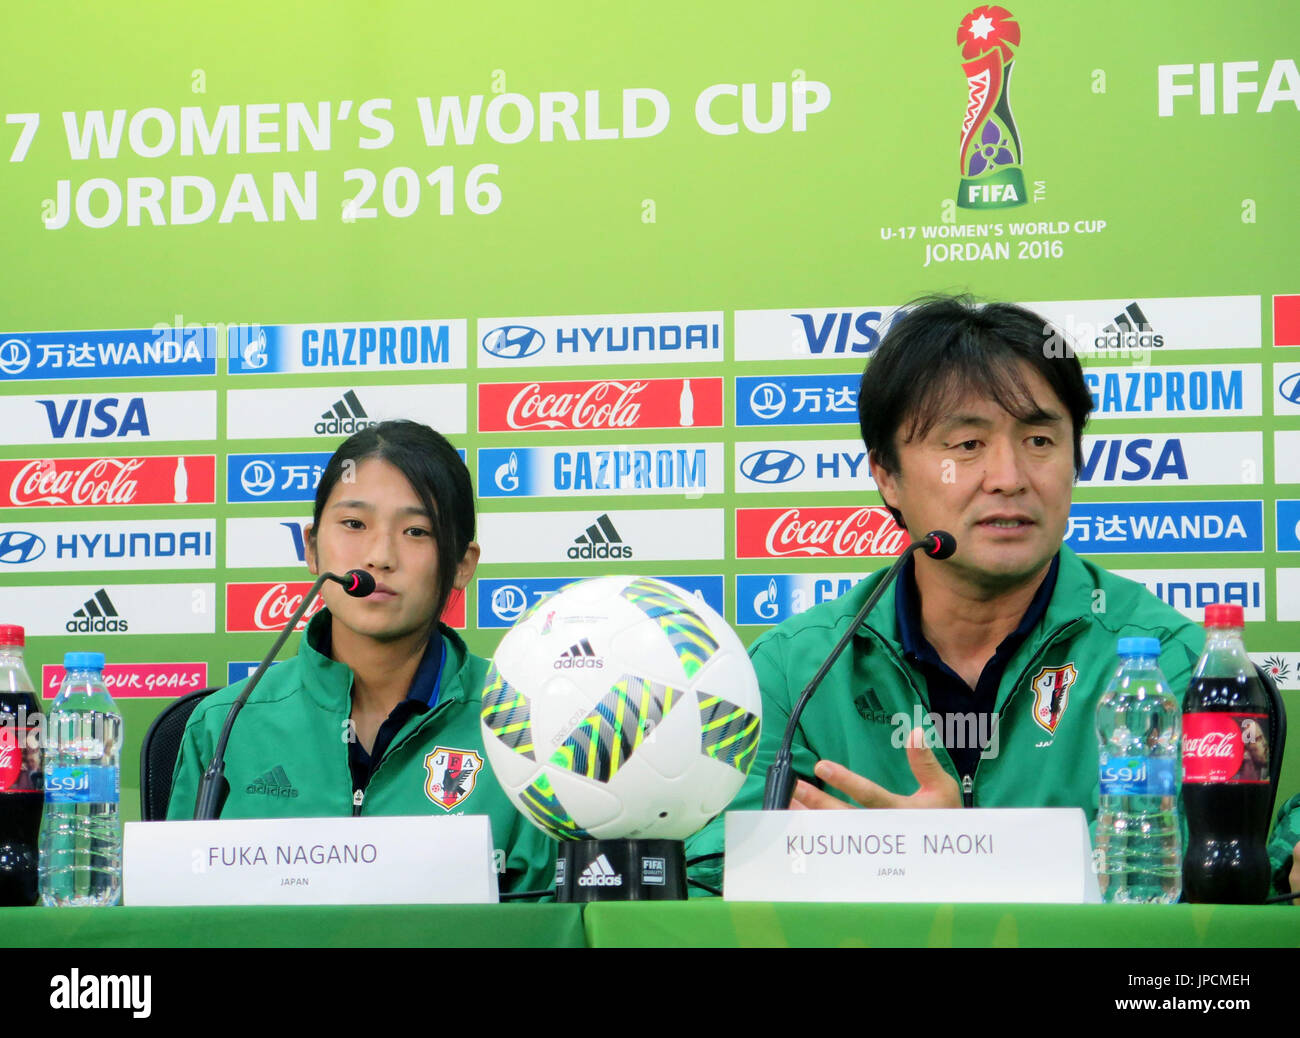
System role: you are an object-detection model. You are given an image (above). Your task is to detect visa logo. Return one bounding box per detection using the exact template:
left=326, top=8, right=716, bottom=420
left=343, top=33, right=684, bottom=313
left=38, top=397, right=149, bottom=439
left=1078, top=438, right=1187, bottom=482
left=282, top=521, right=307, bottom=562
left=794, top=311, right=899, bottom=355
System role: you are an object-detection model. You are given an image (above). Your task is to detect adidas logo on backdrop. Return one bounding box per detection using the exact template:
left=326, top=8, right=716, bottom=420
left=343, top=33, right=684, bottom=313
left=314, top=390, right=377, bottom=435
left=568, top=514, right=632, bottom=560
left=1096, top=302, right=1164, bottom=349
left=67, top=589, right=128, bottom=633
left=577, top=854, right=623, bottom=888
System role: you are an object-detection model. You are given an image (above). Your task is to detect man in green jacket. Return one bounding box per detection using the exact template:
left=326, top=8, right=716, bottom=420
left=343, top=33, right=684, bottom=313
left=688, top=295, right=1298, bottom=900
left=168, top=611, right=556, bottom=897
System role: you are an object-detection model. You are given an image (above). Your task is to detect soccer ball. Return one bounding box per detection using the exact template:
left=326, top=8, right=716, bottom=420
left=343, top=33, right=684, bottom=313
left=480, top=576, right=762, bottom=842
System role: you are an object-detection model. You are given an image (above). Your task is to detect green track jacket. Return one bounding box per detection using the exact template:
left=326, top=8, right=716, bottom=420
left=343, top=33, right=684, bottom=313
left=167, top=612, right=555, bottom=895
left=688, top=547, right=1234, bottom=891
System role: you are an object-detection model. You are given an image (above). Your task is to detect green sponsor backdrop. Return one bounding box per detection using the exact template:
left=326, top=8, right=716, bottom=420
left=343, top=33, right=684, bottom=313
left=1, top=0, right=1297, bottom=821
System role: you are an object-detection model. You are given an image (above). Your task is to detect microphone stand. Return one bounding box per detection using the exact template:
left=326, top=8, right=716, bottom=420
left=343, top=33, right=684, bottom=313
left=761, top=531, right=955, bottom=810
left=193, top=571, right=372, bottom=820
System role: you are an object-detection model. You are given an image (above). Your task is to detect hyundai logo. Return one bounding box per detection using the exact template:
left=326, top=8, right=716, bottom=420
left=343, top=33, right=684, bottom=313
left=0, top=530, right=46, bottom=564
left=748, top=382, right=787, bottom=421
left=0, top=339, right=32, bottom=376
left=491, top=584, right=528, bottom=622
left=482, top=325, right=546, bottom=359
left=240, top=460, right=277, bottom=497
left=1280, top=372, right=1300, bottom=405
left=740, top=449, right=805, bottom=484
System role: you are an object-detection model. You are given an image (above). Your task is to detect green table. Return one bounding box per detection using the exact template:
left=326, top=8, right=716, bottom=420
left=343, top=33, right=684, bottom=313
left=9, top=901, right=1295, bottom=948
left=582, top=902, right=1300, bottom=948
left=6, top=904, right=586, bottom=948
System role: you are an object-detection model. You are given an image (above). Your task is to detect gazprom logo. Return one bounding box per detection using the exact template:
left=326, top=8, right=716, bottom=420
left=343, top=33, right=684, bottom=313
left=0, top=530, right=46, bottom=564
left=482, top=325, right=546, bottom=360
left=242, top=329, right=269, bottom=370
left=740, top=449, right=805, bottom=484
left=494, top=451, right=521, bottom=492
left=752, top=578, right=780, bottom=620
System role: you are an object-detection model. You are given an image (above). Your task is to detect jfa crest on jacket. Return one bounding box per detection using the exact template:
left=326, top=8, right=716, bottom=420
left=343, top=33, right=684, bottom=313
left=1030, top=663, right=1077, bottom=735
left=425, top=747, right=482, bottom=810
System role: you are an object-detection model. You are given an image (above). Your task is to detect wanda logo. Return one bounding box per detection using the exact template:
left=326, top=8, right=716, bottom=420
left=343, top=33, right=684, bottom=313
left=9, top=457, right=145, bottom=506
left=253, top=583, right=325, bottom=631
left=762, top=507, right=907, bottom=558
left=505, top=380, right=647, bottom=430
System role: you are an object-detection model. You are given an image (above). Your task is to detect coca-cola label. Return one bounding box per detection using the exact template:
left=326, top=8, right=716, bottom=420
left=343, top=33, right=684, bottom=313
left=1182, top=712, right=1270, bottom=784
left=41, top=662, right=207, bottom=700
left=735, top=506, right=908, bottom=559
left=0, top=726, right=41, bottom=793
left=478, top=377, right=723, bottom=432
left=0, top=455, right=216, bottom=507
left=225, top=582, right=466, bottom=632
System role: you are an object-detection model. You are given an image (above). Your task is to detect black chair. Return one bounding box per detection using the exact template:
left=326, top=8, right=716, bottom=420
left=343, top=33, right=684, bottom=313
left=139, top=687, right=219, bottom=821
left=1256, top=664, right=1288, bottom=825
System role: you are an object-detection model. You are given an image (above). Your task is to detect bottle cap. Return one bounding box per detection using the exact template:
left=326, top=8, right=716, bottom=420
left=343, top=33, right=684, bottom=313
left=1117, top=636, right=1161, bottom=657
left=1203, top=604, right=1245, bottom=629
left=0, top=625, right=24, bottom=648
left=64, top=651, right=106, bottom=670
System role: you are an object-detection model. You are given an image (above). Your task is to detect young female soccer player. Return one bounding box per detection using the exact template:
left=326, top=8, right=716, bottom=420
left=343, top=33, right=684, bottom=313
left=167, top=420, right=554, bottom=895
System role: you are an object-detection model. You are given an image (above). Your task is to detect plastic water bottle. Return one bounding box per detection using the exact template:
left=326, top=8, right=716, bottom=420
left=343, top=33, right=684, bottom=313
left=1093, top=637, right=1182, bottom=903
left=38, top=653, right=122, bottom=907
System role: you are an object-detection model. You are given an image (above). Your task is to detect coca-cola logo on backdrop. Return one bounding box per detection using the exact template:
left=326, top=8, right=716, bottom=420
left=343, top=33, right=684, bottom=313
left=478, top=377, right=722, bottom=432
left=226, top=582, right=327, bottom=633
left=0, top=455, right=216, bottom=507
left=225, top=582, right=466, bottom=633
left=736, top=506, right=908, bottom=559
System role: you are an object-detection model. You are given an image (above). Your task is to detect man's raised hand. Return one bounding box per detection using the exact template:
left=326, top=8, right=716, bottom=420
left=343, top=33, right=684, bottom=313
left=790, top=727, right=962, bottom=810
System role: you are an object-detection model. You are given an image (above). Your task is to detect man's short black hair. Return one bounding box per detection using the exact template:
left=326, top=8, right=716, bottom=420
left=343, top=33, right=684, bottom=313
left=858, top=294, right=1093, bottom=484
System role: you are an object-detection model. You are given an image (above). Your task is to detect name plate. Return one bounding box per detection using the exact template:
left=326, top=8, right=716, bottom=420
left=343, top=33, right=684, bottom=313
left=723, top=808, right=1100, bottom=903
left=123, top=815, right=498, bottom=906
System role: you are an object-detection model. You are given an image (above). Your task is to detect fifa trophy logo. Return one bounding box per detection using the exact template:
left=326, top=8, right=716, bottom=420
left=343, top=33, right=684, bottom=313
left=956, top=6, right=1026, bottom=209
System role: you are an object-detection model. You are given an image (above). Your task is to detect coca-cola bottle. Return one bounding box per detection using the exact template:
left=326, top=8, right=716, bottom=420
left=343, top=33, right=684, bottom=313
left=0, top=625, right=43, bottom=906
left=1181, top=603, right=1271, bottom=904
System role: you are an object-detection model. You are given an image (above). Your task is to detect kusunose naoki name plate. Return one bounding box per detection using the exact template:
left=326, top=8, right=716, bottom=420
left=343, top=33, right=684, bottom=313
left=723, top=808, right=1100, bottom=904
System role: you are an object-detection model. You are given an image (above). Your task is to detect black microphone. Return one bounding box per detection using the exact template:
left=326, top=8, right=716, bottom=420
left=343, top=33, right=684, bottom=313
left=761, top=530, right=956, bottom=810
left=334, top=569, right=376, bottom=597
left=925, top=530, right=956, bottom=560
left=192, top=571, right=373, bottom=820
